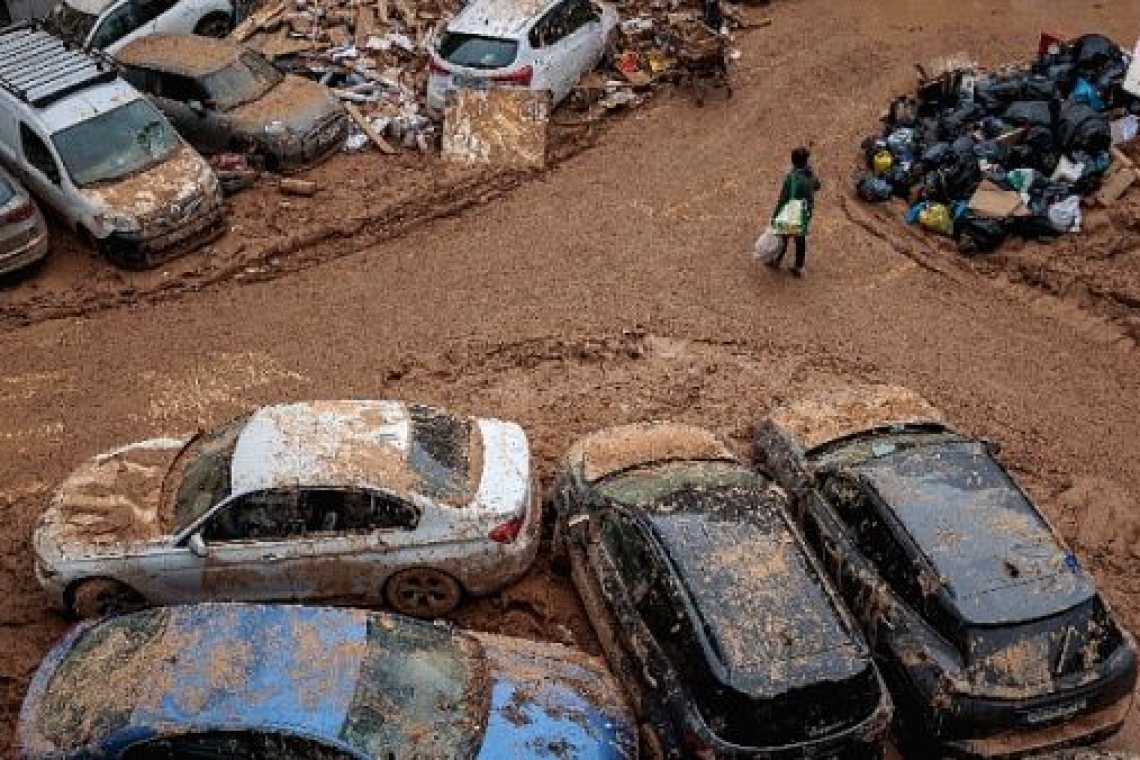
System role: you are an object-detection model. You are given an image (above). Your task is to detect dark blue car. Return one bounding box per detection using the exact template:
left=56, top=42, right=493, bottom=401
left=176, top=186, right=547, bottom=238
left=18, top=603, right=637, bottom=760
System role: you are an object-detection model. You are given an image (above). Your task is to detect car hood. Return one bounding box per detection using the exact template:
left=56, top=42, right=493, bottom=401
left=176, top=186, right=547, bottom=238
left=37, top=437, right=188, bottom=558
left=229, top=75, right=343, bottom=134
left=79, top=143, right=219, bottom=229
left=474, top=632, right=636, bottom=759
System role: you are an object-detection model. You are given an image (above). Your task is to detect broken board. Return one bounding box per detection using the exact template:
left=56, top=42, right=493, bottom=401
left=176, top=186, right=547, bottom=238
left=968, top=181, right=1029, bottom=218
left=441, top=88, right=550, bottom=169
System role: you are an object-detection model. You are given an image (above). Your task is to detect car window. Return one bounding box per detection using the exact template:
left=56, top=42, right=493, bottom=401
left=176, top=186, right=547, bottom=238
left=529, top=2, right=569, bottom=48
left=600, top=513, right=656, bottom=604
left=172, top=414, right=252, bottom=531
left=438, top=32, right=518, bottom=68
left=51, top=98, right=179, bottom=187
left=563, top=0, right=599, bottom=35
left=89, top=2, right=139, bottom=49
left=202, top=490, right=305, bottom=542
left=132, top=0, right=178, bottom=25
left=155, top=72, right=207, bottom=103
left=301, top=489, right=419, bottom=534
left=20, top=124, right=61, bottom=185
left=122, top=730, right=359, bottom=759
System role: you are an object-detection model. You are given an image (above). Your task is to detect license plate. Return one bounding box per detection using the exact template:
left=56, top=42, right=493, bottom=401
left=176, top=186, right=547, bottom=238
left=1025, top=699, right=1086, bottom=725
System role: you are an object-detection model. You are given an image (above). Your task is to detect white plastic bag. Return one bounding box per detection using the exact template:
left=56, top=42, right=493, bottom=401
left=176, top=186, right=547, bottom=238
left=754, top=227, right=785, bottom=263
left=1048, top=195, right=1082, bottom=234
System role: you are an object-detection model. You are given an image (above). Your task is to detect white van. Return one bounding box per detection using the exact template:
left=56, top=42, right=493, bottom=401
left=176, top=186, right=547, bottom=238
left=43, top=0, right=233, bottom=53
left=0, top=24, right=225, bottom=268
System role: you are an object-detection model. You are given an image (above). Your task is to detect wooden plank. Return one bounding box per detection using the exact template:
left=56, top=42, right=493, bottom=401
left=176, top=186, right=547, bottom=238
left=345, top=102, right=396, bottom=154
left=232, top=0, right=286, bottom=42
left=355, top=4, right=377, bottom=47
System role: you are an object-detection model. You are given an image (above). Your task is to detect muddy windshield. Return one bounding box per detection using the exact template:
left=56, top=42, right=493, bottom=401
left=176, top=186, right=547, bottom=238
left=596, top=461, right=756, bottom=507
left=342, top=616, right=486, bottom=758
left=52, top=99, right=179, bottom=187
left=173, top=414, right=251, bottom=531
left=438, top=33, right=518, bottom=69
left=43, top=1, right=98, bottom=46
left=201, top=52, right=284, bottom=111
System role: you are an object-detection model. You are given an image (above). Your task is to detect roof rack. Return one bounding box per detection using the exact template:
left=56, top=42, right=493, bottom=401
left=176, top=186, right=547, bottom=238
left=0, top=22, right=118, bottom=108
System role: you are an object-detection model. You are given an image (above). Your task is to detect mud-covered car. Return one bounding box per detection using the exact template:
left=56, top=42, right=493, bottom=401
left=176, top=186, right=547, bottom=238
left=17, top=603, right=638, bottom=759
left=0, top=164, right=49, bottom=276
left=43, top=0, right=234, bottom=54
left=551, top=422, right=893, bottom=759
left=34, top=400, right=539, bottom=619
left=116, top=34, right=348, bottom=172
left=752, top=385, right=1138, bottom=758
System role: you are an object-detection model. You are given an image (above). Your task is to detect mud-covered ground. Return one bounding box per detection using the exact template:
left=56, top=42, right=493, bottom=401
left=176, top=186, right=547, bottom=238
left=3, top=0, right=1140, bottom=755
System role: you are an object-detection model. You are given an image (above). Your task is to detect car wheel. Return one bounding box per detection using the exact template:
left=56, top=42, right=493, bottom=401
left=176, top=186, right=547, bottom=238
left=385, top=568, right=463, bottom=618
left=194, top=12, right=233, bottom=38
left=68, top=579, right=146, bottom=619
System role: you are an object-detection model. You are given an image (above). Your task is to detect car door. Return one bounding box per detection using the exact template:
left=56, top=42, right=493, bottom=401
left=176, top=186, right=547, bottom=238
left=549, top=0, right=603, bottom=99
left=288, top=487, right=423, bottom=603
left=16, top=123, right=72, bottom=224
left=526, top=1, right=569, bottom=97
left=161, top=489, right=307, bottom=602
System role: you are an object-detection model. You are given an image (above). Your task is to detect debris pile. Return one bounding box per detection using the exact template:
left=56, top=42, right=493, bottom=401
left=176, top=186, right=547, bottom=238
left=229, top=0, right=458, bottom=151
left=855, top=34, right=1140, bottom=254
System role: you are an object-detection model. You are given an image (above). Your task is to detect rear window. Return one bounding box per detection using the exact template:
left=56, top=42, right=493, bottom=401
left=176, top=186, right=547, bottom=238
left=342, top=616, right=487, bottom=758
left=438, top=33, right=518, bottom=69
left=406, top=404, right=482, bottom=504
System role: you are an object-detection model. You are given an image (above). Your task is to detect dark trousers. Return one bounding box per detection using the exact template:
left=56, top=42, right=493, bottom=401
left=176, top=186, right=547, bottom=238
left=774, top=235, right=807, bottom=269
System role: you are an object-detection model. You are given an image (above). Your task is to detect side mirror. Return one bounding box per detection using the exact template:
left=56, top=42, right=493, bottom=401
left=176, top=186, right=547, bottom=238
left=188, top=100, right=208, bottom=117
left=188, top=533, right=209, bottom=558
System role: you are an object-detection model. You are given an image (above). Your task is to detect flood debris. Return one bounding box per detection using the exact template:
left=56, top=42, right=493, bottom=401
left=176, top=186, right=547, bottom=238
left=442, top=89, right=550, bottom=169
left=279, top=177, right=320, bottom=196
left=854, top=32, right=1140, bottom=255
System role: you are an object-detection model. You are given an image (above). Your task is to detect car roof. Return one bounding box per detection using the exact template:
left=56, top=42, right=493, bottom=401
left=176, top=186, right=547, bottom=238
left=229, top=400, right=480, bottom=501
left=567, top=422, right=737, bottom=483
left=116, top=34, right=243, bottom=78
left=854, top=440, right=1095, bottom=626
left=447, top=0, right=560, bottom=39
left=34, top=79, right=143, bottom=134
left=766, top=384, right=945, bottom=453
left=22, top=604, right=482, bottom=756
left=640, top=483, right=868, bottom=697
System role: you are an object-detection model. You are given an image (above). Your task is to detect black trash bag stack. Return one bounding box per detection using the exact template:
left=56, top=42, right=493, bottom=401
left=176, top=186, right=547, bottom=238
left=854, top=32, right=1138, bottom=253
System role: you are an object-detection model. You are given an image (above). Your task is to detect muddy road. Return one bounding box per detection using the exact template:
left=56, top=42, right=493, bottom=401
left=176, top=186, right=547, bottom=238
left=3, top=0, right=1140, bottom=754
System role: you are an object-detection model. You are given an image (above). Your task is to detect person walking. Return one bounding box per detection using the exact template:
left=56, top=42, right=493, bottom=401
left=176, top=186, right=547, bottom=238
left=768, top=146, right=822, bottom=277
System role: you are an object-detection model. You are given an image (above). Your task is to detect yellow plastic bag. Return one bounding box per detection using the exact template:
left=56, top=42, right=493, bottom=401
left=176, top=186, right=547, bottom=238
left=872, top=150, right=894, bottom=176
left=918, top=203, right=954, bottom=236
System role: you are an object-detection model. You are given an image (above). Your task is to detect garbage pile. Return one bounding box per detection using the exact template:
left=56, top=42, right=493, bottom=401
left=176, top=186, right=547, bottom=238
left=855, top=34, right=1140, bottom=254
left=230, top=0, right=458, bottom=152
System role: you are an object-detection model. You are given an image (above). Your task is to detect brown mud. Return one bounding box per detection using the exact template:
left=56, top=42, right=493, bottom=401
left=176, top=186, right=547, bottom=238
left=3, top=0, right=1140, bottom=756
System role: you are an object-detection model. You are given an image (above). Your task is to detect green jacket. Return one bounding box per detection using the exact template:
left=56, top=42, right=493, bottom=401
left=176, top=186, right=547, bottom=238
left=772, top=167, right=822, bottom=235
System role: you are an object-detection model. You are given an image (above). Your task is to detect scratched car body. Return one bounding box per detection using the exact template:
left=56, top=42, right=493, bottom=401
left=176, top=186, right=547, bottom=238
left=752, top=385, right=1138, bottom=758
left=551, top=422, right=893, bottom=759
left=117, top=34, right=349, bottom=172
left=34, top=400, right=539, bottom=619
left=17, top=603, right=638, bottom=759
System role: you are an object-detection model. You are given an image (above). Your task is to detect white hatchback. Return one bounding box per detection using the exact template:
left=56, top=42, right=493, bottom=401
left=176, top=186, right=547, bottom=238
left=426, top=0, right=618, bottom=114
left=34, top=400, right=540, bottom=619
left=43, top=0, right=235, bottom=54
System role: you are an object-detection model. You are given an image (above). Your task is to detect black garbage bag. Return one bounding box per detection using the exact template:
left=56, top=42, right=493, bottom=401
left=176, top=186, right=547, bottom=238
left=920, top=142, right=954, bottom=167
left=940, top=101, right=984, bottom=135
left=1058, top=102, right=1111, bottom=153
left=973, top=140, right=1010, bottom=165
left=981, top=116, right=1012, bottom=139
left=976, top=76, right=1027, bottom=112
left=951, top=134, right=976, bottom=159
left=1007, top=144, right=1043, bottom=170
left=1023, top=75, right=1058, bottom=101
left=923, top=159, right=982, bottom=203
left=1004, top=100, right=1053, bottom=127
left=1009, top=213, right=1062, bottom=240
left=1074, top=34, right=1121, bottom=73
left=1023, top=125, right=1056, bottom=156
left=956, top=216, right=1009, bottom=254
left=856, top=175, right=893, bottom=203
left=885, top=166, right=918, bottom=199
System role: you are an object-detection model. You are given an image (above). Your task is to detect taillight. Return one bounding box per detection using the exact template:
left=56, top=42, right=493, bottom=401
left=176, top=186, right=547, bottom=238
left=1, top=201, right=35, bottom=224
left=489, top=516, right=524, bottom=543
left=493, top=65, right=533, bottom=86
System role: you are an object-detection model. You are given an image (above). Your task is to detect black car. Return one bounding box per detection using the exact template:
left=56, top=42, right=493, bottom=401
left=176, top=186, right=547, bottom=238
left=752, top=385, right=1137, bottom=759
left=551, top=422, right=893, bottom=759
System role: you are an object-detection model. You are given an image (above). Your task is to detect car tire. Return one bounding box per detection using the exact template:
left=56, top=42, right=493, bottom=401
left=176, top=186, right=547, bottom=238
left=68, top=578, right=146, bottom=619
left=384, top=568, right=463, bottom=618
left=194, top=12, right=233, bottom=38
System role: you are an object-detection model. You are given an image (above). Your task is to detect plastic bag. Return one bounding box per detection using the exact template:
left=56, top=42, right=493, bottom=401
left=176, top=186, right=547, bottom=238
left=754, top=227, right=785, bottom=263
left=918, top=203, right=954, bottom=236
left=956, top=216, right=1009, bottom=253
left=773, top=200, right=805, bottom=235
left=1047, top=195, right=1082, bottom=233
left=856, top=175, right=893, bottom=202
